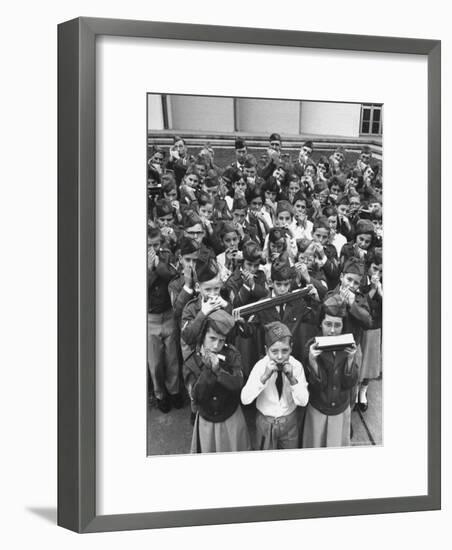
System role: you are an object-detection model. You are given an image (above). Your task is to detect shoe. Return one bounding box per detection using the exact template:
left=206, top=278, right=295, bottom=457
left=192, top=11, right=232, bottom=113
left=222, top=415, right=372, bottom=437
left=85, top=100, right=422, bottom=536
left=156, top=397, right=172, bottom=414
left=170, top=393, right=184, bottom=409
left=358, top=388, right=368, bottom=412
left=359, top=401, right=368, bottom=412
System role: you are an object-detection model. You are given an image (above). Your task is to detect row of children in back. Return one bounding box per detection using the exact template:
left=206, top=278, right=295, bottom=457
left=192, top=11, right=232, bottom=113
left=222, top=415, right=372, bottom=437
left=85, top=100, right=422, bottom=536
left=147, top=136, right=382, bottom=450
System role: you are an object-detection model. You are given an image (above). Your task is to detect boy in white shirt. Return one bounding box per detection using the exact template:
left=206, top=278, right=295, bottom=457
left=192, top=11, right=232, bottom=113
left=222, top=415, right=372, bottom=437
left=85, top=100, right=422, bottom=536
left=241, top=321, right=309, bottom=450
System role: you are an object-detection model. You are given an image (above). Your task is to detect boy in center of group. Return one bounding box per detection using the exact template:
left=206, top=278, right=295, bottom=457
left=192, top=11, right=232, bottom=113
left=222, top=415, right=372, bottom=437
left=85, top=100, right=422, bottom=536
left=241, top=321, right=309, bottom=450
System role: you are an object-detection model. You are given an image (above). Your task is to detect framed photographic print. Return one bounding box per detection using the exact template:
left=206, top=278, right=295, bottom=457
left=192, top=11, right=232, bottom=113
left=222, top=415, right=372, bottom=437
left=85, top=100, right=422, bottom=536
left=58, top=17, right=441, bottom=533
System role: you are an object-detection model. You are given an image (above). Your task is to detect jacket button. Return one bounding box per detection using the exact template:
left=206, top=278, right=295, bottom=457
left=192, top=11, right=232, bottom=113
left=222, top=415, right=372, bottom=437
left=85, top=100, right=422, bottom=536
left=212, top=396, right=218, bottom=401
left=332, top=385, right=337, bottom=390
left=331, top=402, right=336, bottom=406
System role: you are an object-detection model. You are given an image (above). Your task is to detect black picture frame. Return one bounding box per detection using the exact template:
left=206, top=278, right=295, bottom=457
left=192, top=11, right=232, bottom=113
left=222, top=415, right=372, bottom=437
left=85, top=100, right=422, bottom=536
left=58, top=17, right=441, bottom=533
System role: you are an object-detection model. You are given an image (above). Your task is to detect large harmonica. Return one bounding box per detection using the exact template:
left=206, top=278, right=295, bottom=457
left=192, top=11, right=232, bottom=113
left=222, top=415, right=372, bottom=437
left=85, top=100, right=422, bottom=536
left=232, top=286, right=313, bottom=318
left=314, top=333, right=355, bottom=351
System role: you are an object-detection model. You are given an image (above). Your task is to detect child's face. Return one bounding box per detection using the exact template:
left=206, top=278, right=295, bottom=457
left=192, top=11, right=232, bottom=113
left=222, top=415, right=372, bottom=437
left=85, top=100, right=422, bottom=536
left=319, top=189, right=329, bottom=205
left=276, top=211, right=292, bottom=229
left=249, top=197, right=263, bottom=212
left=266, top=336, right=292, bottom=365
left=270, top=140, right=282, bottom=153
left=222, top=231, right=239, bottom=250
left=163, top=188, right=177, bottom=202
left=368, top=262, right=382, bottom=280
left=148, top=236, right=161, bottom=254
left=349, top=197, right=361, bottom=212
left=269, top=239, right=285, bottom=257
left=298, top=250, right=315, bottom=270
left=185, top=223, right=205, bottom=244
left=232, top=209, right=246, bottom=225
left=180, top=255, right=197, bottom=270
left=289, top=181, right=300, bottom=195
left=304, top=165, right=316, bottom=178
left=243, top=259, right=260, bottom=275
left=363, top=166, right=374, bottom=181
left=185, top=173, right=199, bottom=188
left=244, top=166, right=256, bottom=179
left=347, top=175, right=359, bottom=188
left=157, top=213, right=174, bottom=228
left=337, top=204, right=349, bottom=217
left=333, top=151, right=344, bottom=164
left=233, top=179, right=247, bottom=194
left=199, top=203, right=213, bottom=220
left=203, top=327, right=226, bottom=354
left=330, top=183, right=341, bottom=196
left=356, top=233, right=372, bottom=250
left=199, top=277, right=222, bottom=300
left=174, top=139, right=186, bottom=157
left=265, top=190, right=277, bottom=202
left=195, top=164, right=206, bottom=178
left=372, top=219, right=383, bottom=236
left=328, top=216, right=337, bottom=231
left=293, top=200, right=307, bottom=219
left=340, top=272, right=362, bottom=293
left=273, top=167, right=286, bottom=182
left=360, top=152, right=371, bottom=165
left=369, top=201, right=382, bottom=216
left=273, top=279, right=291, bottom=296
left=150, top=152, right=165, bottom=169
left=300, top=145, right=312, bottom=160
left=313, top=228, right=329, bottom=246
left=321, top=314, right=343, bottom=336
left=235, top=147, right=247, bottom=163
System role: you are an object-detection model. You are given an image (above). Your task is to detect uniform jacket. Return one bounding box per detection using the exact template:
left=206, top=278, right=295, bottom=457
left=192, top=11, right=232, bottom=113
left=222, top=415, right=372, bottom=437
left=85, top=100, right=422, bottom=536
left=183, top=344, right=244, bottom=422
left=303, top=337, right=358, bottom=415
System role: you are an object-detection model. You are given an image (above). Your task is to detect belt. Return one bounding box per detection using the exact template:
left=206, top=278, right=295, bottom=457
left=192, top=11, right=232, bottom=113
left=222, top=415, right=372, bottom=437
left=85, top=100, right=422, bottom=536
left=258, top=408, right=297, bottom=425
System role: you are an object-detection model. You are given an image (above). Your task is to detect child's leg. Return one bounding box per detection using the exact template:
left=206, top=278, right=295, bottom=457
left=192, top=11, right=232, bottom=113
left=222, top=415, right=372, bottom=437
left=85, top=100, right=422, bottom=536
left=162, top=311, right=181, bottom=400
left=147, top=313, right=167, bottom=404
left=276, top=409, right=299, bottom=449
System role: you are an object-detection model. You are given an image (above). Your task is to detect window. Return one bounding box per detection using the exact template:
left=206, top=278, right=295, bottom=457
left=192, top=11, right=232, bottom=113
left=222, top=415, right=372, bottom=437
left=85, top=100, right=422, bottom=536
left=360, top=104, right=383, bottom=136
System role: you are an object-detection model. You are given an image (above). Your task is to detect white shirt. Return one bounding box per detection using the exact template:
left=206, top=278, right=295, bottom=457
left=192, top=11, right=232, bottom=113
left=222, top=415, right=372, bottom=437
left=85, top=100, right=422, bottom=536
left=241, top=355, right=309, bottom=417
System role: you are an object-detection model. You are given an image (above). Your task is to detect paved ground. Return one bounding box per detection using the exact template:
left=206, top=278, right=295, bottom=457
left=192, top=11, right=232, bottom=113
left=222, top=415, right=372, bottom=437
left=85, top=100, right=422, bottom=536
left=147, top=378, right=382, bottom=455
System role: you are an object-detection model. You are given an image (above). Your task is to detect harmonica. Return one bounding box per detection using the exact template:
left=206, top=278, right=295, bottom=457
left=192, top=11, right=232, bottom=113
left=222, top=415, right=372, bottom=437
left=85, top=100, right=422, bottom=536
left=232, top=287, right=312, bottom=318
left=314, top=333, right=355, bottom=351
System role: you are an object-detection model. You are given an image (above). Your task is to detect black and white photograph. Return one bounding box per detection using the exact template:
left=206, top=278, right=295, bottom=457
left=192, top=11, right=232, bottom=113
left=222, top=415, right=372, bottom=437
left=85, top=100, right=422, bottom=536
left=146, top=93, right=383, bottom=455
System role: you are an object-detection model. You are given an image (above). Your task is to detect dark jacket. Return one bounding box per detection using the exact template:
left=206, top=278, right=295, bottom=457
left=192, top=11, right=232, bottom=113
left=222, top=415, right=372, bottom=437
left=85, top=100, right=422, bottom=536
left=147, top=249, right=177, bottom=314
left=324, top=287, right=372, bottom=344
left=303, top=337, right=358, bottom=415
left=183, top=344, right=244, bottom=422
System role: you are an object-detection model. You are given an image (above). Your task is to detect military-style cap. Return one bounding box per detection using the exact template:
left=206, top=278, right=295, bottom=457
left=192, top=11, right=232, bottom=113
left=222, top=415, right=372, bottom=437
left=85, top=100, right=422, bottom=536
left=179, top=236, right=200, bottom=257
left=222, top=167, right=241, bottom=184
left=156, top=199, right=173, bottom=218
left=343, top=257, right=365, bottom=276
left=276, top=200, right=294, bottom=216
left=313, top=217, right=330, bottom=231
left=196, top=259, right=220, bottom=283
left=219, top=221, right=239, bottom=238
left=296, top=238, right=313, bottom=254
left=268, top=227, right=287, bottom=243
left=208, top=309, right=235, bottom=336
left=149, top=144, right=166, bottom=157
left=232, top=197, right=248, bottom=211
left=373, top=247, right=383, bottom=266
left=264, top=321, right=292, bottom=348
left=242, top=240, right=262, bottom=262
left=271, top=260, right=294, bottom=282
left=323, top=294, right=347, bottom=318
left=204, top=174, right=219, bottom=188
left=355, top=219, right=375, bottom=236
left=183, top=210, right=202, bottom=229
left=269, top=133, right=282, bottom=143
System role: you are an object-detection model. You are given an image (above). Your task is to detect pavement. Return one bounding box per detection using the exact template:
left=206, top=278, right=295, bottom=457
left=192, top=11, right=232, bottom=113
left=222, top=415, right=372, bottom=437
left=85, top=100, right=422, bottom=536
left=147, top=378, right=382, bottom=455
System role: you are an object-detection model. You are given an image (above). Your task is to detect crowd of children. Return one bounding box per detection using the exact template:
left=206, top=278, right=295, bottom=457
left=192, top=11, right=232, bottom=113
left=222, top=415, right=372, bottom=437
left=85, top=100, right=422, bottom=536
left=147, top=133, right=383, bottom=452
